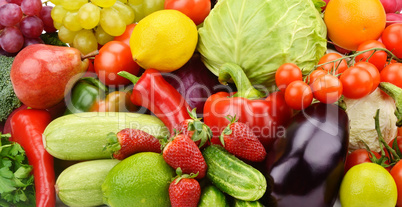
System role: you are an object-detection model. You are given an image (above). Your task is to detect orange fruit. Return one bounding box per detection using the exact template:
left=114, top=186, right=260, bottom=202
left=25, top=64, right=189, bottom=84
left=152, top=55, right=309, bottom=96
left=324, top=0, right=386, bottom=51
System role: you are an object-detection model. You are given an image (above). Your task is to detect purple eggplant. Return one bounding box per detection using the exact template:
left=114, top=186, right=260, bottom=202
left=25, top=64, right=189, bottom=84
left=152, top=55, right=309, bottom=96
left=263, top=103, right=349, bottom=207
left=163, top=53, right=231, bottom=116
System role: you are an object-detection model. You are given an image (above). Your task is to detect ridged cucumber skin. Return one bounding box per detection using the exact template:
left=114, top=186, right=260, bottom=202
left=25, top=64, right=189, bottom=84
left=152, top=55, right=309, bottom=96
left=56, top=159, right=120, bottom=207
left=233, top=199, right=264, bottom=207
left=202, top=145, right=267, bottom=201
left=43, top=112, right=169, bottom=160
left=198, top=185, right=229, bottom=207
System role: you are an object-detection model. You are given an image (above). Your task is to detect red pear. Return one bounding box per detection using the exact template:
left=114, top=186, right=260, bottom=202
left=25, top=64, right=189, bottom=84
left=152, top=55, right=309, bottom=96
left=10, top=44, right=89, bottom=109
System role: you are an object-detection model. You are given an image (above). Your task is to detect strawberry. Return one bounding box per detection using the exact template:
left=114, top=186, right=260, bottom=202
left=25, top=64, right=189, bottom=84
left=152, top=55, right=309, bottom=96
left=169, top=168, right=201, bottom=207
left=104, top=128, right=162, bottom=160
left=175, top=108, right=212, bottom=148
left=220, top=115, right=267, bottom=162
left=162, top=134, right=207, bottom=179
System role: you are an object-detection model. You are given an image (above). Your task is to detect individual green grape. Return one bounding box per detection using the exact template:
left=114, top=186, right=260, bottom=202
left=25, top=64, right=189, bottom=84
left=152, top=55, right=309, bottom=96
left=91, top=0, right=117, bottom=8
left=95, top=26, right=114, bottom=45
left=78, top=3, right=100, bottom=29
left=112, top=1, right=135, bottom=25
left=61, top=0, right=88, bottom=11
left=63, top=11, right=82, bottom=32
left=53, top=21, right=63, bottom=30
left=51, top=5, right=68, bottom=23
left=58, top=26, right=79, bottom=44
left=99, top=7, right=126, bottom=36
left=73, top=29, right=98, bottom=55
left=128, top=0, right=164, bottom=22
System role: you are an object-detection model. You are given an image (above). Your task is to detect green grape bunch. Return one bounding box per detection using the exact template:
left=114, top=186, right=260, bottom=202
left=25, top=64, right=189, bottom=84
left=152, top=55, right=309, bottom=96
left=49, top=0, right=164, bottom=55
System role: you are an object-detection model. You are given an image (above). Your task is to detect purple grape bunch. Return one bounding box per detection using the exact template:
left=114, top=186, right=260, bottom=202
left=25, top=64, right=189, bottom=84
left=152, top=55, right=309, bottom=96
left=0, top=0, right=55, bottom=54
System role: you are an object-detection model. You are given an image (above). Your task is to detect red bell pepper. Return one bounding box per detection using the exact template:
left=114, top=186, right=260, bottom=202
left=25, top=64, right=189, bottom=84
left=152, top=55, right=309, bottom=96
left=10, top=109, right=55, bottom=207
left=203, top=63, right=293, bottom=149
left=119, top=69, right=191, bottom=134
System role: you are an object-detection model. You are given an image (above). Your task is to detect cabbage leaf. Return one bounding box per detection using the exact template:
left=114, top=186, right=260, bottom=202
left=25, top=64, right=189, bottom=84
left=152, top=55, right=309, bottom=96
left=197, top=0, right=327, bottom=88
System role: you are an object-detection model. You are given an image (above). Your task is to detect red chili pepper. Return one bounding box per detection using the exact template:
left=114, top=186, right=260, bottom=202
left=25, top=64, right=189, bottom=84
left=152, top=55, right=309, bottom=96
left=203, top=63, right=293, bottom=149
left=119, top=69, right=191, bottom=134
left=10, top=109, right=55, bottom=207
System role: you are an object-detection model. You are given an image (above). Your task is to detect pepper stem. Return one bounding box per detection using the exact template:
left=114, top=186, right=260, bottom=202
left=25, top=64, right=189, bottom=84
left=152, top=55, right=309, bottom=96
left=218, top=63, right=265, bottom=99
left=118, top=71, right=140, bottom=85
left=379, top=82, right=402, bottom=127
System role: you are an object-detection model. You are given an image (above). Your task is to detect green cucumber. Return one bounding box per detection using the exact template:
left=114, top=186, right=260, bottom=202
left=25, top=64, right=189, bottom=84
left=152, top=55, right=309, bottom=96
left=43, top=112, right=169, bottom=160
left=56, top=159, right=120, bottom=207
left=198, top=185, right=229, bottom=207
left=202, top=145, right=267, bottom=201
left=233, top=198, right=264, bottom=207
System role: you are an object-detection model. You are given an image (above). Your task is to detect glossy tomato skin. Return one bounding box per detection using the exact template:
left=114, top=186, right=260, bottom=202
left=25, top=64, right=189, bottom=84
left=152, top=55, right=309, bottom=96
left=355, top=40, right=388, bottom=71
left=344, top=149, right=382, bottom=174
left=354, top=61, right=380, bottom=92
left=391, top=160, right=402, bottom=207
left=265, top=103, right=349, bottom=207
left=275, top=63, right=303, bottom=92
left=164, top=0, right=211, bottom=25
left=340, top=66, right=373, bottom=99
left=311, top=74, right=343, bottom=104
left=284, top=80, right=313, bottom=110
left=305, top=69, right=327, bottom=85
left=94, top=41, right=140, bottom=86
left=317, top=53, right=348, bottom=74
left=382, top=23, right=402, bottom=59
left=380, top=63, right=402, bottom=88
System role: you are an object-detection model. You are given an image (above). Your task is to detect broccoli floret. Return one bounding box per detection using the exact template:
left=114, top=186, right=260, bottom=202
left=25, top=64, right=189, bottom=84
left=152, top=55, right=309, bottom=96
left=0, top=55, right=21, bottom=122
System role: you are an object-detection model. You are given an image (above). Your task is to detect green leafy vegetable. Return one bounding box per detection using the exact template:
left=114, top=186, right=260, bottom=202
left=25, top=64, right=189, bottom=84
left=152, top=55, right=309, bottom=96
left=0, top=55, right=21, bottom=122
left=40, top=32, right=67, bottom=47
left=197, top=0, right=327, bottom=88
left=0, top=133, right=35, bottom=207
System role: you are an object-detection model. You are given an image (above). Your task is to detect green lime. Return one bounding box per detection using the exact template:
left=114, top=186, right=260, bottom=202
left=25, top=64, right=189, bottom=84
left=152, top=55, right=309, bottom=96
left=101, top=152, right=175, bottom=207
left=340, top=162, right=397, bottom=207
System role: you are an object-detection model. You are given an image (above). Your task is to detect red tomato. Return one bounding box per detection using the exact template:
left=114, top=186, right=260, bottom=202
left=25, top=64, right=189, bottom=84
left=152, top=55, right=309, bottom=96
left=94, top=41, right=141, bottom=86
left=382, top=23, right=402, bottom=59
left=275, top=63, right=303, bottom=92
left=399, top=127, right=402, bottom=137
left=344, top=149, right=382, bottom=174
left=310, top=74, right=343, bottom=104
left=391, top=160, right=402, bottom=207
left=380, top=63, right=402, bottom=88
left=164, top=0, right=211, bottom=25
left=355, top=40, right=388, bottom=71
left=284, top=80, right=313, bottom=110
left=340, top=66, right=373, bottom=99
left=354, top=61, right=380, bottom=92
left=113, top=23, right=136, bottom=47
left=305, top=69, right=327, bottom=85
left=317, top=53, right=348, bottom=74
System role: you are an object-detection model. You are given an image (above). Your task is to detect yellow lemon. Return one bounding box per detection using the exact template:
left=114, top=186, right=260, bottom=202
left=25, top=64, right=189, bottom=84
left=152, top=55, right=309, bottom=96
left=340, top=162, right=397, bottom=207
left=129, top=9, right=198, bottom=72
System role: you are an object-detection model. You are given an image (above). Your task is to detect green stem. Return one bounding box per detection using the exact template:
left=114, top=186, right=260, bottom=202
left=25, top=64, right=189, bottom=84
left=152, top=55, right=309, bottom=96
left=375, top=109, right=400, bottom=161
left=314, top=47, right=402, bottom=69
left=379, top=82, right=402, bottom=127
left=218, top=63, right=265, bottom=99
left=80, top=77, right=108, bottom=93
left=118, top=71, right=140, bottom=85
left=103, top=132, right=121, bottom=157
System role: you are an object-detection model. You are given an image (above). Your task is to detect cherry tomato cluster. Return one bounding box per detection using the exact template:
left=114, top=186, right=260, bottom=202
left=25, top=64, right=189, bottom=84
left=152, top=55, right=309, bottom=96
left=275, top=23, right=402, bottom=111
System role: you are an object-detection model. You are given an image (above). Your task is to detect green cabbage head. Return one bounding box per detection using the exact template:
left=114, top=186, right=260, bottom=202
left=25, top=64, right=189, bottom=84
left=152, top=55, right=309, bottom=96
left=197, top=0, right=327, bottom=88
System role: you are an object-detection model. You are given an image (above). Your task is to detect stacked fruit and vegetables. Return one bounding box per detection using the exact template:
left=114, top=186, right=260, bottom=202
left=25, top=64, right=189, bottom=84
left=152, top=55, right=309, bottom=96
left=0, top=0, right=402, bottom=206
